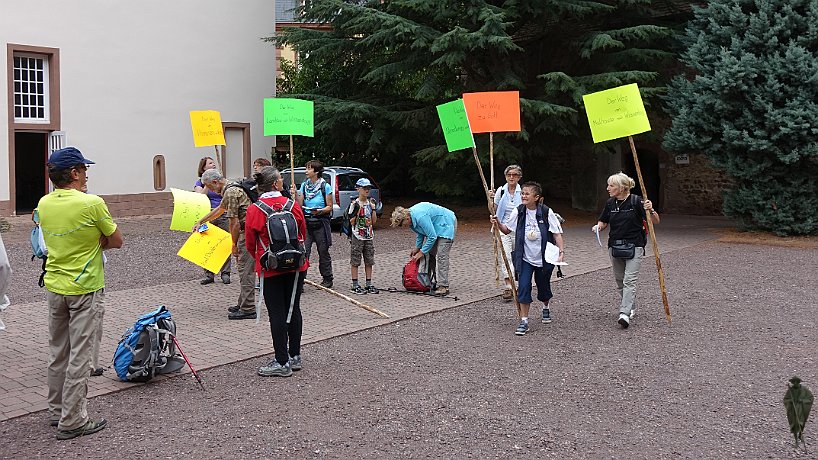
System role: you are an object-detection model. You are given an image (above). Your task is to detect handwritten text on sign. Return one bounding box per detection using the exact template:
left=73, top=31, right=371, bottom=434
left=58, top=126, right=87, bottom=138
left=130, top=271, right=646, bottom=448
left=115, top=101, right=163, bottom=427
left=189, top=110, right=226, bottom=147
left=462, top=91, right=521, bottom=133
left=169, top=188, right=212, bottom=232
left=177, top=224, right=233, bottom=273
left=436, top=99, right=475, bottom=152
left=582, top=83, right=651, bottom=143
left=263, top=98, right=314, bottom=137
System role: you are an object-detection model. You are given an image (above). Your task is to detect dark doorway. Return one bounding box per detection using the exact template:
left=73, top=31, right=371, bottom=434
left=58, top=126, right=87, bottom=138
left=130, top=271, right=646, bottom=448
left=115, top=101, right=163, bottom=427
left=14, top=132, right=48, bottom=213
left=623, top=148, right=661, bottom=211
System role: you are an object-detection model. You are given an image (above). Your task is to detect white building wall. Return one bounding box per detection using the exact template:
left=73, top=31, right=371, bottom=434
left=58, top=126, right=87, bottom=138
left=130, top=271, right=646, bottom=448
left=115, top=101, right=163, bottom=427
left=0, top=0, right=276, bottom=202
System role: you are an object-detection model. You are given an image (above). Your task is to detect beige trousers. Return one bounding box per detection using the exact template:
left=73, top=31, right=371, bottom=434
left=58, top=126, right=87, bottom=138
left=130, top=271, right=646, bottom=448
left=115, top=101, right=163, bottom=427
left=237, top=233, right=256, bottom=312
left=47, top=289, right=105, bottom=430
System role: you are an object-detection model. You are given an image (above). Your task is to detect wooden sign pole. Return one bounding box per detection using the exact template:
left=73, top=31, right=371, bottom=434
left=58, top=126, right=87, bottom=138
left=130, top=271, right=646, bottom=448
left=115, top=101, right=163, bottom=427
left=289, top=135, right=296, bottom=187
left=472, top=146, right=521, bottom=318
left=628, top=136, right=671, bottom=325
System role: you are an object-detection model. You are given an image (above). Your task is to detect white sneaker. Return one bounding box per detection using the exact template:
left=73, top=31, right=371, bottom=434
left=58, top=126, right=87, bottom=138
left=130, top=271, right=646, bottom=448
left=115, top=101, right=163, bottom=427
left=629, top=308, right=636, bottom=319
left=618, top=312, right=630, bottom=328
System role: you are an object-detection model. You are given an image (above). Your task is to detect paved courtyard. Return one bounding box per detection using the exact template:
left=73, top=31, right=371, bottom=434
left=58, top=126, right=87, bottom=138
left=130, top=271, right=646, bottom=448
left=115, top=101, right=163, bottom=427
left=0, top=214, right=730, bottom=421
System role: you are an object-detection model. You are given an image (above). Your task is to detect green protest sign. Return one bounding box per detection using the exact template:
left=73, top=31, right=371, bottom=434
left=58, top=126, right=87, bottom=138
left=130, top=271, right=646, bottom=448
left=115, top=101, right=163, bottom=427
left=582, top=83, right=651, bottom=143
left=436, top=99, right=475, bottom=152
left=263, top=98, right=314, bottom=137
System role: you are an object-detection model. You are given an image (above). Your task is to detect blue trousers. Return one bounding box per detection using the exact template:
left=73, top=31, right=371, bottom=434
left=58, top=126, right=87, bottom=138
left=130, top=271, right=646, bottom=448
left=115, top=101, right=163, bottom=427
left=516, top=260, right=554, bottom=304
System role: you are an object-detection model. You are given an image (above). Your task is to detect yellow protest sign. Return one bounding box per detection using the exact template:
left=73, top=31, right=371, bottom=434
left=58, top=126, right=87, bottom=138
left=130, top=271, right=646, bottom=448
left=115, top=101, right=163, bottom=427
left=177, top=224, right=233, bottom=273
left=170, top=188, right=212, bottom=232
left=189, top=110, right=226, bottom=147
left=582, top=83, right=651, bottom=143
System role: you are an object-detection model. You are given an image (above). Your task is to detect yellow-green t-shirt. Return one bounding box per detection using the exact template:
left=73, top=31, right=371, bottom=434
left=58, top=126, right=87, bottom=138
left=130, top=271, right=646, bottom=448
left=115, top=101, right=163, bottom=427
left=37, top=189, right=117, bottom=295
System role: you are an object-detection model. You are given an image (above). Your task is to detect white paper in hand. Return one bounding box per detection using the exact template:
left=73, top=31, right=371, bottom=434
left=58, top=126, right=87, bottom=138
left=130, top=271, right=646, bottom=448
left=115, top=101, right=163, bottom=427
left=594, top=226, right=603, bottom=247
left=544, top=242, right=568, bottom=266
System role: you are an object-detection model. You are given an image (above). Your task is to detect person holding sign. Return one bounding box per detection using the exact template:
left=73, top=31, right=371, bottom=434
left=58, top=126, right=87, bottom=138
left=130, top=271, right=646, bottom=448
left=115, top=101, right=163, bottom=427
left=294, top=160, right=334, bottom=288
left=245, top=166, right=309, bottom=377
left=492, top=165, right=523, bottom=300
left=194, top=158, right=231, bottom=285
left=390, top=202, right=457, bottom=297
left=592, top=172, right=660, bottom=328
left=195, top=169, right=257, bottom=320
left=491, top=182, right=564, bottom=336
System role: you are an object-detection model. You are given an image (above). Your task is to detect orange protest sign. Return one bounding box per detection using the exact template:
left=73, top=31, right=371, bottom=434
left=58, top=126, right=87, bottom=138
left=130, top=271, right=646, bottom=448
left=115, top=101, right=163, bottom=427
left=462, top=91, right=521, bottom=133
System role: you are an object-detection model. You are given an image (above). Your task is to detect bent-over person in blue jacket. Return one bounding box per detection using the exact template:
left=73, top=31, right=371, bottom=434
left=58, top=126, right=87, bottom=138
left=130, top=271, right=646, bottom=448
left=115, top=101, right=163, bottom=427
left=391, top=202, right=457, bottom=296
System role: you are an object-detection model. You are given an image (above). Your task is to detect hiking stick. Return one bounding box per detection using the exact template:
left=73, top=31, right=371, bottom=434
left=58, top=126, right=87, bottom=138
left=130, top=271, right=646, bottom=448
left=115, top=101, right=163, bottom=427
left=171, top=335, right=205, bottom=391
left=472, top=146, right=521, bottom=318
left=628, top=136, right=671, bottom=325
left=304, top=279, right=390, bottom=318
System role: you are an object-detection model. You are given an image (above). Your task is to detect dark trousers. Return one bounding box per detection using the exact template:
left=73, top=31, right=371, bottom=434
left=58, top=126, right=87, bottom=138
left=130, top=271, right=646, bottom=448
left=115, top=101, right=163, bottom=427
left=305, top=224, right=333, bottom=281
left=516, top=260, right=554, bottom=304
left=263, top=271, right=306, bottom=366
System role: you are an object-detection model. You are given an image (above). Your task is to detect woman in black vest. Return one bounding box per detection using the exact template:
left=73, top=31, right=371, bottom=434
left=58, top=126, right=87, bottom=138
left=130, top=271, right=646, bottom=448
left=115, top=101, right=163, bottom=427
left=593, top=172, right=660, bottom=328
left=491, top=181, right=565, bottom=336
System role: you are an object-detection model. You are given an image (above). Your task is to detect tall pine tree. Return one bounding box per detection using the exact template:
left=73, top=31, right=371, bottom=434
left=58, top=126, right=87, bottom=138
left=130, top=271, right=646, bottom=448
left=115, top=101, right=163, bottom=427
left=272, top=0, right=677, bottom=198
left=664, top=0, right=818, bottom=235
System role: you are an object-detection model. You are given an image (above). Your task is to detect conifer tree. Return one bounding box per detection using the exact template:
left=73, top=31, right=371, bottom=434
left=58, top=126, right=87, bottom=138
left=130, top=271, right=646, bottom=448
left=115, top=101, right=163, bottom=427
left=664, top=0, right=818, bottom=235
left=273, top=0, right=677, bottom=197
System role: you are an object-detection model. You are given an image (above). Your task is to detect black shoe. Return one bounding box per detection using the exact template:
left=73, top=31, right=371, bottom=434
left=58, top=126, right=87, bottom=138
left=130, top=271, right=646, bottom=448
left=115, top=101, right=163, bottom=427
left=89, top=367, right=104, bottom=377
left=320, top=279, right=333, bottom=288
left=221, top=274, right=231, bottom=284
left=227, top=305, right=240, bottom=313
left=200, top=277, right=215, bottom=285
left=228, top=310, right=257, bottom=320
left=56, top=418, right=107, bottom=440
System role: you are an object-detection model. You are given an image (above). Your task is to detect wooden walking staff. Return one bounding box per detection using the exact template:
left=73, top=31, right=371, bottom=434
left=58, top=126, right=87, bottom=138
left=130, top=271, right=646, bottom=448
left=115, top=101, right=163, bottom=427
left=305, top=279, right=390, bottom=318
left=628, top=136, right=671, bottom=324
left=472, top=146, right=522, bottom=318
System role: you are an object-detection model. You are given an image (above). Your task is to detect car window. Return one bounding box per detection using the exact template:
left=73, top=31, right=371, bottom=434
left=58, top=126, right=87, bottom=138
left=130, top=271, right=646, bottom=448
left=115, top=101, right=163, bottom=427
left=340, top=172, right=378, bottom=191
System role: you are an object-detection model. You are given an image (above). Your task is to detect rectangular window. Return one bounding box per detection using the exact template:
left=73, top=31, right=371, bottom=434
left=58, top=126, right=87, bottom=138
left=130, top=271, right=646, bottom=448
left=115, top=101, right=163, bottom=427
left=13, top=54, right=49, bottom=123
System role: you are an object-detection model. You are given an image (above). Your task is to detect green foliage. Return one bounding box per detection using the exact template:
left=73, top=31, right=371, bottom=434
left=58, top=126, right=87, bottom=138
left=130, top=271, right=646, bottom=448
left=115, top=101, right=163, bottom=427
left=664, top=0, right=818, bottom=235
left=270, top=0, right=678, bottom=198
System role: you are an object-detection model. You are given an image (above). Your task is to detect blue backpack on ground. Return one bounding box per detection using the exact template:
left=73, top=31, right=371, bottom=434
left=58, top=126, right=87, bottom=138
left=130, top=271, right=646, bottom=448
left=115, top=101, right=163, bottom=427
left=30, top=209, right=47, bottom=287
left=113, top=305, right=185, bottom=382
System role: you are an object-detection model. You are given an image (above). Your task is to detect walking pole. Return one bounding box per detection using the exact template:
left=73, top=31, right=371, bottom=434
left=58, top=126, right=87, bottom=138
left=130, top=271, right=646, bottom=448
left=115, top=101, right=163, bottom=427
left=305, top=279, right=390, bottom=318
left=628, top=136, right=671, bottom=325
left=472, top=146, right=521, bottom=318
left=171, top=335, right=206, bottom=391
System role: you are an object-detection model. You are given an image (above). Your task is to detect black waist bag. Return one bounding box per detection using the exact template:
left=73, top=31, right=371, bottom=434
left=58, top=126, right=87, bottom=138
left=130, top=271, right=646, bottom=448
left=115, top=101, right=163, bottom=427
left=611, top=240, right=635, bottom=259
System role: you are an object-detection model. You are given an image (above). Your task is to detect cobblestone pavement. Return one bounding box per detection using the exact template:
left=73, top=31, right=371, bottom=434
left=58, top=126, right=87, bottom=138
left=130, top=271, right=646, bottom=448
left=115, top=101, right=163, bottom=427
left=0, top=214, right=729, bottom=421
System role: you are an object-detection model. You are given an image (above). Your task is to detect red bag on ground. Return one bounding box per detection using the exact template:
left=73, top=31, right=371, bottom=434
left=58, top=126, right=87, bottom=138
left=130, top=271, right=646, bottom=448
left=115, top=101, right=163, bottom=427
left=403, top=258, right=433, bottom=292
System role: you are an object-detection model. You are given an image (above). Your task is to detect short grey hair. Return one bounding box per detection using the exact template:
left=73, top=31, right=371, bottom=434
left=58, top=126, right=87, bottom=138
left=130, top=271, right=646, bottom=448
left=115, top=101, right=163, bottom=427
left=254, top=166, right=280, bottom=193
left=201, top=168, right=223, bottom=185
left=504, top=164, right=522, bottom=177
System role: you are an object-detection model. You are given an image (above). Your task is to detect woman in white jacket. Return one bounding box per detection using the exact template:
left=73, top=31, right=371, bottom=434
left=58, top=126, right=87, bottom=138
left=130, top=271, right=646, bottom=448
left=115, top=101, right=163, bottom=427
left=492, top=165, right=522, bottom=300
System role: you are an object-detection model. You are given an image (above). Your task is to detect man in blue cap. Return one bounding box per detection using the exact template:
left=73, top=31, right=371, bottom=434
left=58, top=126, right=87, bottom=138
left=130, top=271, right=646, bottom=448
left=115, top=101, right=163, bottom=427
left=37, top=147, right=123, bottom=440
left=347, top=177, right=379, bottom=294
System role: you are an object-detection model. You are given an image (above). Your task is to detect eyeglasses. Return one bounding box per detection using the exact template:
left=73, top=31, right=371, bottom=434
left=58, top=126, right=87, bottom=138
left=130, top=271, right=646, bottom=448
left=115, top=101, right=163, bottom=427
left=506, top=173, right=521, bottom=177
left=73, top=164, right=88, bottom=173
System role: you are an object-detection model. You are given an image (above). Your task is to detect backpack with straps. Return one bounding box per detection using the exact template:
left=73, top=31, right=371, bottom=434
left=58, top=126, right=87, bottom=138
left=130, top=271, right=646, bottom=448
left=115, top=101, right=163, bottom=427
left=340, top=200, right=361, bottom=238
left=223, top=179, right=259, bottom=203
left=254, top=199, right=306, bottom=271
left=113, top=305, right=185, bottom=383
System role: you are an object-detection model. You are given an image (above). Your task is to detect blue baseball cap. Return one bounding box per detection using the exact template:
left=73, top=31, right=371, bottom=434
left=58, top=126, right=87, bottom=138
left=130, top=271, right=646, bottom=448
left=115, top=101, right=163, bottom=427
left=48, top=147, right=95, bottom=172
left=355, top=178, right=372, bottom=188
